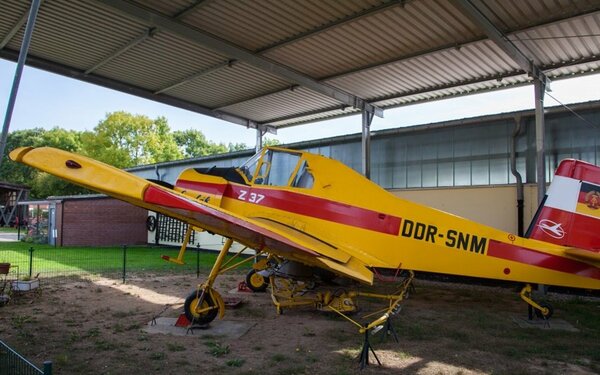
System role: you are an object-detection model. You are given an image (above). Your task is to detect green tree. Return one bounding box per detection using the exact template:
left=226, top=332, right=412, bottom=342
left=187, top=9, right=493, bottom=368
left=173, top=128, right=231, bottom=157
left=41, top=127, right=82, bottom=152
left=83, top=111, right=182, bottom=168
left=1, top=127, right=88, bottom=198
left=33, top=127, right=88, bottom=197
left=0, top=128, right=46, bottom=185
left=227, top=142, right=248, bottom=152
left=263, top=138, right=280, bottom=147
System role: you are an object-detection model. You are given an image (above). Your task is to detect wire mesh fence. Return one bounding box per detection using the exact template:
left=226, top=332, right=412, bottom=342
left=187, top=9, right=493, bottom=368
left=0, top=241, right=237, bottom=285
left=0, top=340, right=52, bottom=375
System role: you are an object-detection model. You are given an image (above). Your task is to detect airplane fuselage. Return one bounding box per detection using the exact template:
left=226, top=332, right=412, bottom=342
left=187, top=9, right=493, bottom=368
left=177, top=148, right=600, bottom=290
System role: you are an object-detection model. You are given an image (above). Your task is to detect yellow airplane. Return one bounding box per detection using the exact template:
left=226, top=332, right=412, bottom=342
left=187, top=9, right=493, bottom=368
left=9, top=146, right=600, bottom=334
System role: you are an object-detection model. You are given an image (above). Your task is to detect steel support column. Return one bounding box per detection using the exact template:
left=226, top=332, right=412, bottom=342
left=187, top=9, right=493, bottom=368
left=256, top=127, right=264, bottom=153
left=0, top=0, right=41, bottom=169
left=361, top=110, right=374, bottom=179
left=534, top=78, right=546, bottom=203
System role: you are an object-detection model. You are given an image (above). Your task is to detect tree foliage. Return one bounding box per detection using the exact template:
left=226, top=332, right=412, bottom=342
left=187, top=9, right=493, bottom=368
left=2, top=111, right=261, bottom=199
left=83, top=112, right=182, bottom=168
left=1, top=127, right=89, bottom=198
left=263, top=137, right=280, bottom=147
left=174, top=129, right=227, bottom=158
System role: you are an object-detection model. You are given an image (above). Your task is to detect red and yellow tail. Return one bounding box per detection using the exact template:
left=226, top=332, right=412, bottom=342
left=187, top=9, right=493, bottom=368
left=527, top=159, right=600, bottom=253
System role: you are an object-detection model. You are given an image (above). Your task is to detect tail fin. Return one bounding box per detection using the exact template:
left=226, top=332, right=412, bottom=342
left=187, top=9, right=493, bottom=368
left=527, top=159, right=600, bottom=251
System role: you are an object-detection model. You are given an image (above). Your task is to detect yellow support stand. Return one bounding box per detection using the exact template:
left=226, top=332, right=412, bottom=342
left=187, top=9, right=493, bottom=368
left=162, top=225, right=200, bottom=265
left=519, top=284, right=552, bottom=319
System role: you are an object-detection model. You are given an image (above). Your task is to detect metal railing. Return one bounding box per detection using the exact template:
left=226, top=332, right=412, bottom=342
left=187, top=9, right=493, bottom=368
left=0, top=340, right=52, bottom=375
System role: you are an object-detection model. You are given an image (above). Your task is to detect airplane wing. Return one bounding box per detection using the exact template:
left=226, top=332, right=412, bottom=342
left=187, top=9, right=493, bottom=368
left=10, top=146, right=374, bottom=284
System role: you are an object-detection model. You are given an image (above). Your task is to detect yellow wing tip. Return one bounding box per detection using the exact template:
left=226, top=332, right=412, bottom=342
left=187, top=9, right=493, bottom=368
left=9, top=146, right=34, bottom=162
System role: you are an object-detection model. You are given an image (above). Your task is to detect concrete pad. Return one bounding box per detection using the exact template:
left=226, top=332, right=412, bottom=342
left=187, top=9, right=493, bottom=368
left=143, top=317, right=256, bottom=338
left=511, top=316, right=579, bottom=332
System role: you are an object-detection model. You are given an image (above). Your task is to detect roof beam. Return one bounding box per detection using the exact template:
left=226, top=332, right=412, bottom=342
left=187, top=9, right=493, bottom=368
left=263, top=104, right=356, bottom=127
left=262, top=63, right=572, bottom=128
left=0, top=1, right=45, bottom=49
left=172, top=0, right=209, bottom=20
left=158, top=1, right=405, bottom=99
left=0, top=48, right=258, bottom=129
left=453, top=0, right=549, bottom=85
left=154, top=60, right=236, bottom=94
left=217, top=8, right=598, bottom=112
left=95, top=0, right=382, bottom=117
left=255, top=0, right=408, bottom=54
left=85, top=27, right=157, bottom=75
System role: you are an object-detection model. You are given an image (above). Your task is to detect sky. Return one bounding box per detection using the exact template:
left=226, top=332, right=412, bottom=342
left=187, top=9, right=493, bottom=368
left=1, top=58, right=600, bottom=147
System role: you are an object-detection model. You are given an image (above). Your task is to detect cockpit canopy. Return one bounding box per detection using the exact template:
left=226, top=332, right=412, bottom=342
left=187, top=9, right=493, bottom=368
left=239, top=148, right=314, bottom=189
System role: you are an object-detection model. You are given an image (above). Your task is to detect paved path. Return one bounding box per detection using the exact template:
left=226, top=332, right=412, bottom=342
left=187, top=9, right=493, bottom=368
left=0, top=233, right=19, bottom=242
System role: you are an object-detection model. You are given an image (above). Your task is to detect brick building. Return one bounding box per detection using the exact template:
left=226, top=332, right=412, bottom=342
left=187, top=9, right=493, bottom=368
left=52, top=195, right=147, bottom=246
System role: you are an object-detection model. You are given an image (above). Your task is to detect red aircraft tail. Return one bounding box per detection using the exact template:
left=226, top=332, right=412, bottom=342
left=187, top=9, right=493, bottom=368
left=527, top=159, right=600, bottom=252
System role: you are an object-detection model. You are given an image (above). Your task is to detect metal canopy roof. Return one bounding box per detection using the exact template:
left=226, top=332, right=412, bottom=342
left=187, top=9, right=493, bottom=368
left=1, top=0, right=600, bottom=131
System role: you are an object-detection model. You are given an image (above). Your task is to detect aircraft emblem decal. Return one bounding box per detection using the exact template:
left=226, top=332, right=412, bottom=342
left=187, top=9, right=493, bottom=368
left=538, top=219, right=566, bottom=239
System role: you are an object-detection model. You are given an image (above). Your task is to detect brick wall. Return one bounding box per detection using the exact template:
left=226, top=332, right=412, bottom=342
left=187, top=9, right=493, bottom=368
left=58, top=197, right=147, bottom=246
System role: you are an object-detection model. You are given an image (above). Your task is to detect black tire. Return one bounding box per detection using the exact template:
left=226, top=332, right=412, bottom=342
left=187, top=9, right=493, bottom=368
left=184, top=290, right=218, bottom=324
left=146, top=216, right=157, bottom=232
left=246, top=269, right=269, bottom=292
left=534, top=302, right=554, bottom=320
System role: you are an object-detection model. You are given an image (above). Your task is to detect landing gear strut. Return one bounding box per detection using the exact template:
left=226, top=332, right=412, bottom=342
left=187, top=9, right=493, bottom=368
left=520, top=284, right=553, bottom=320
left=183, top=238, right=234, bottom=325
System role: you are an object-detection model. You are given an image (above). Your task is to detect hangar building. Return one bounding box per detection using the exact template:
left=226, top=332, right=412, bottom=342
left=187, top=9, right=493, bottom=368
left=128, top=100, right=600, bottom=249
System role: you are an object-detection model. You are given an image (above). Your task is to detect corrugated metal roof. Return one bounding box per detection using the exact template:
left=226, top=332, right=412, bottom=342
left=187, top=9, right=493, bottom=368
left=1, top=0, right=599, bottom=130
left=166, top=62, right=292, bottom=108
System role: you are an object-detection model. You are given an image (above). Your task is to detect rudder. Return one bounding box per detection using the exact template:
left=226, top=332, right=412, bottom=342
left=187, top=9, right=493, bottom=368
left=527, top=159, right=600, bottom=252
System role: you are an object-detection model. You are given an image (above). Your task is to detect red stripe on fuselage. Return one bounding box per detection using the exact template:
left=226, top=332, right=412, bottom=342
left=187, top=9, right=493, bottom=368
left=176, top=180, right=401, bottom=235
left=487, top=240, right=600, bottom=280
left=176, top=180, right=226, bottom=195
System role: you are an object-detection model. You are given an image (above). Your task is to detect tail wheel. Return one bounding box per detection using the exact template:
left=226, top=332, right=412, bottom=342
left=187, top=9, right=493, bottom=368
left=246, top=269, right=269, bottom=292
left=534, top=302, right=554, bottom=320
left=184, top=290, right=219, bottom=324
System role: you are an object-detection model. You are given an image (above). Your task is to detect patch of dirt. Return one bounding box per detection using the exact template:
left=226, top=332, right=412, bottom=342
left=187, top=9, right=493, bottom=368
left=0, top=273, right=598, bottom=375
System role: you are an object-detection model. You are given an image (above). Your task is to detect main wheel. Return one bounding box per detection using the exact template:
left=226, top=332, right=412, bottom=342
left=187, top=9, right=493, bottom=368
left=246, top=269, right=269, bottom=292
left=534, top=302, right=554, bottom=320
left=184, top=290, right=219, bottom=324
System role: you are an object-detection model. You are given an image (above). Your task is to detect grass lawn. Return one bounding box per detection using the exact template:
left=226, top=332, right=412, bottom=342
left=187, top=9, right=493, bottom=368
left=0, top=227, right=18, bottom=233
left=0, top=241, right=250, bottom=279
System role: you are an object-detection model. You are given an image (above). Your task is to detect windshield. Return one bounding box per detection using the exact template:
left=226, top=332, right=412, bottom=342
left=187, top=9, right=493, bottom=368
left=238, top=148, right=305, bottom=187
left=238, top=151, right=262, bottom=182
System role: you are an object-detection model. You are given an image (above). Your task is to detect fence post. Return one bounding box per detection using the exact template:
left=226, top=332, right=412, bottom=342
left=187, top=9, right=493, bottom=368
left=43, top=360, right=53, bottom=375
left=122, top=245, right=127, bottom=284
left=196, top=244, right=200, bottom=279
left=28, top=247, right=34, bottom=278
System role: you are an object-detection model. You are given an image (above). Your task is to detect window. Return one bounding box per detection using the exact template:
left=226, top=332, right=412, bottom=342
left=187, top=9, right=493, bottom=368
left=240, top=149, right=302, bottom=186
left=292, top=161, right=314, bottom=189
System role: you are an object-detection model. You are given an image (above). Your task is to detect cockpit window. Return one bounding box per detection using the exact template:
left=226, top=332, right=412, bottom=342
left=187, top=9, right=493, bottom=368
left=238, top=151, right=262, bottom=183
left=238, top=149, right=304, bottom=187
left=292, top=161, right=314, bottom=188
